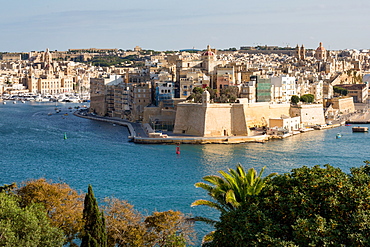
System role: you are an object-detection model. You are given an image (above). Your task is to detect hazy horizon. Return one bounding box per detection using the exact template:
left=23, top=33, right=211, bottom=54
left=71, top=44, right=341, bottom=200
left=1, top=0, right=369, bottom=52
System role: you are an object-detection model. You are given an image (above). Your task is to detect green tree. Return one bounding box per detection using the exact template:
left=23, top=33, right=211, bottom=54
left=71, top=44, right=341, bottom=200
left=17, top=178, right=84, bottom=246
left=216, top=86, right=239, bottom=103
left=186, top=87, right=204, bottom=102
left=290, top=95, right=300, bottom=104
left=81, top=185, right=107, bottom=247
left=300, top=94, right=315, bottom=103
left=0, top=192, right=64, bottom=246
left=208, top=163, right=370, bottom=246
left=191, top=165, right=276, bottom=216
left=305, top=93, right=315, bottom=103
left=334, top=86, right=348, bottom=96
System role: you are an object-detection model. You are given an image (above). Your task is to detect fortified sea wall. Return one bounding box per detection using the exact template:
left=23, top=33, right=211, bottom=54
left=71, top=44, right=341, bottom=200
left=290, top=104, right=326, bottom=127
left=173, top=101, right=291, bottom=137
left=244, top=103, right=290, bottom=127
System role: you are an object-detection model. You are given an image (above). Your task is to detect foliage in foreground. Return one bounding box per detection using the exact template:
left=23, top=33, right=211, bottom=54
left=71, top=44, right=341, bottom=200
left=192, top=165, right=276, bottom=215
left=0, top=179, right=195, bottom=246
left=81, top=185, right=107, bottom=247
left=207, top=163, right=370, bottom=246
left=0, top=192, right=64, bottom=246
left=103, top=198, right=195, bottom=247
left=16, top=178, right=84, bottom=246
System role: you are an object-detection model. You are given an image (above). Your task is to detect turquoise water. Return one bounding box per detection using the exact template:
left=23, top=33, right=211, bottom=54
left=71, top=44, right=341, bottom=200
left=1, top=101, right=370, bottom=244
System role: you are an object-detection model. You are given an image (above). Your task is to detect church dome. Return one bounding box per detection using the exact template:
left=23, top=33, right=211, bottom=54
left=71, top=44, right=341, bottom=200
left=202, top=50, right=215, bottom=56
left=202, top=45, right=215, bottom=56
left=316, top=42, right=326, bottom=51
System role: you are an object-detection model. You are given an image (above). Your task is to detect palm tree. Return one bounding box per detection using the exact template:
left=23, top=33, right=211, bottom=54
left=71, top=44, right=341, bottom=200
left=191, top=164, right=277, bottom=244
left=191, top=164, right=276, bottom=215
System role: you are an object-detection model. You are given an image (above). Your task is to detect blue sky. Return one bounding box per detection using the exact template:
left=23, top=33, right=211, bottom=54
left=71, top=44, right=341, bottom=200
left=1, top=0, right=369, bottom=52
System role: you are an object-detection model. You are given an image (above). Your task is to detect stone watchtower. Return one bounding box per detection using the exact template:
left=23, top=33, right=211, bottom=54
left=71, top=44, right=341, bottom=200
left=202, top=90, right=210, bottom=106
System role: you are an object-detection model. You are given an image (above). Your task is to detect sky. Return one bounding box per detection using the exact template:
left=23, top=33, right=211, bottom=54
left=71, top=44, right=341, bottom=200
left=1, top=0, right=369, bottom=52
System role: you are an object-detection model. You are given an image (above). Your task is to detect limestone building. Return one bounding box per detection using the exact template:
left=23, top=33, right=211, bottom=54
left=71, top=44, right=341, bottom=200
left=173, top=91, right=291, bottom=137
left=290, top=104, right=326, bottom=127
left=271, top=75, right=297, bottom=103
left=335, top=84, right=368, bottom=103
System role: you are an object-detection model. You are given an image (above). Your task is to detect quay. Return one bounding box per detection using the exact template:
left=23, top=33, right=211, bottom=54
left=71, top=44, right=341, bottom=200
left=74, top=110, right=270, bottom=144
left=74, top=109, right=345, bottom=145
left=133, top=135, right=269, bottom=144
left=346, top=111, right=370, bottom=124
left=74, top=110, right=138, bottom=138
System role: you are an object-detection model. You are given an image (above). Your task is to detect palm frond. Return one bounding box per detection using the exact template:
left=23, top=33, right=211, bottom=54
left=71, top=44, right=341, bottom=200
left=191, top=199, right=227, bottom=214
left=190, top=216, right=218, bottom=226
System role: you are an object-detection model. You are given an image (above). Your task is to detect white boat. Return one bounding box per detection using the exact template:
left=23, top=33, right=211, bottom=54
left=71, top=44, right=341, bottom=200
left=63, top=96, right=80, bottom=103
left=35, top=96, right=50, bottom=102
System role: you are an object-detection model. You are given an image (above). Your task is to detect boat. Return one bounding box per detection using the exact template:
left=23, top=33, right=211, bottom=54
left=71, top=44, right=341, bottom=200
left=3, top=101, right=6, bottom=105
left=352, top=126, right=368, bottom=132
left=336, top=133, right=342, bottom=139
left=313, top=124, right=331, bottom=130
left=299, top=128, right=314, bottom=133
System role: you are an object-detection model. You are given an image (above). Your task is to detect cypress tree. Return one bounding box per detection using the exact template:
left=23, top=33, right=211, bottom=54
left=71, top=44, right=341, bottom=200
left=80, top=184, right=107, bottom=247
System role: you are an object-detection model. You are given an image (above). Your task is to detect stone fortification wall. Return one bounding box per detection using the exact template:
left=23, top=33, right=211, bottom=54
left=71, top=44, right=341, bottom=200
left=174, top=102, right=290, bottom=137
left=203, top=104, right=233, bottom=136
left=231, top=105, right=249, bottom=136
left=326, top=97, right=355, bottom=114
left=201, top=104, right=249, bottom=136
left=142, top=106, right=176, bottom=124
left=173, top=103, right=206, bottom=136
left=243, top=103, right=290, bottom=127
left=290, top=104, right=325, bottom=127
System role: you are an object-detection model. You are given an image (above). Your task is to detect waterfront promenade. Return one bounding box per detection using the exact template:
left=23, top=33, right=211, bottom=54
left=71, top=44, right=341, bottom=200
left=74, top=110, right=269, bottom=144
left=75, top=109, right=368, bottom=144
left=75, top=107, right=370, bottom=144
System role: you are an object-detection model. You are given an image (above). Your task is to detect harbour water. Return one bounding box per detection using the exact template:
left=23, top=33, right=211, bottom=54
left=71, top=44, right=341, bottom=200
left=1, top=101, right=370, bottom=243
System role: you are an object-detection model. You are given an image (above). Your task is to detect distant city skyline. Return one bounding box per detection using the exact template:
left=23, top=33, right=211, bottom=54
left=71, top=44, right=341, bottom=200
left=1, top=0, right=369, bottom=52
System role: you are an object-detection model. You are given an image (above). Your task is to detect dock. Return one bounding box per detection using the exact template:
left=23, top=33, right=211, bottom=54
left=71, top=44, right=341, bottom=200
left=346, top=112, right=370, bottom=124
left=133, top=135, right=269, bottom=144
left=75, top=110, right=345, bottom=145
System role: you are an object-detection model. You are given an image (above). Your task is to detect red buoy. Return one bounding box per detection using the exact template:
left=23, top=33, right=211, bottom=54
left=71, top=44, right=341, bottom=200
left=176, top=144, right=180, bottom=154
